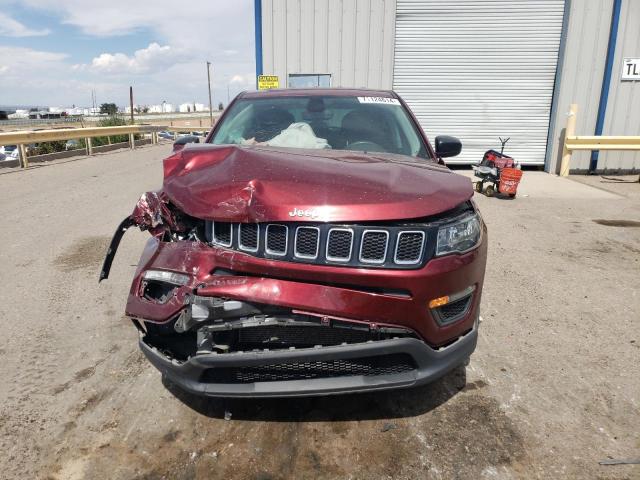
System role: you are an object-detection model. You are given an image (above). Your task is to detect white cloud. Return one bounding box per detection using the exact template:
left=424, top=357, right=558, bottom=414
left=230, top=74, right=249, bottom=85
left=1, top=0, right=255, bottom=106
left=0, top=12, right=50, bottom=37
left=0, top=45, right=67, bottom=68
left=88, top=43, right=185, bottom=74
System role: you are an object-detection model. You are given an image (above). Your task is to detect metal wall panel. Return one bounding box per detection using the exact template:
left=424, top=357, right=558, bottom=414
left=261, top=0, right=396, bottom=89
left=599, top=0, right=640, bottom=171
left=547, top=0, right=612, bottom=173
left=393, top=0, right=565, bottom=164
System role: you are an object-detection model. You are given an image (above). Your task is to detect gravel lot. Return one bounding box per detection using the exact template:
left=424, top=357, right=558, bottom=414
left=0, top=145, right=638, bottom=480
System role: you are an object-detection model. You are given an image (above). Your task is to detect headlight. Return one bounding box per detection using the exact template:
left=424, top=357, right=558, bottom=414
left=436, top=213, right=481, bottom=256
left=143, top=270, right=190, bottom=285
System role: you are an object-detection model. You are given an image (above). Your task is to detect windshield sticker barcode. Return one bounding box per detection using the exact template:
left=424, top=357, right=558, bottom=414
left=357, top=97, right=401, bottom=105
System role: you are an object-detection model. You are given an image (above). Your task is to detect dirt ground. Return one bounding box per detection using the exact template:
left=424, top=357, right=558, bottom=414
left=0, top=145, right=638, bottom=480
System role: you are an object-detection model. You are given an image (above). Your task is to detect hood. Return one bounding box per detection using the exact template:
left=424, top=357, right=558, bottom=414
left=162, top=144, right=472, bottom=223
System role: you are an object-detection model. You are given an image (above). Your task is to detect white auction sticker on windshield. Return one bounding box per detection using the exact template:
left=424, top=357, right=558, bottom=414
left=357, top=96, right=401, bottom=105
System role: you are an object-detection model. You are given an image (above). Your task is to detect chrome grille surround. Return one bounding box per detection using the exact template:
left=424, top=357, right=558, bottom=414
left=359, top=230, right=390, bottom=264
left=264, top=224, right=288, bottom=256
left=294, top=226, right=320, bottom=259
left=325, top=228, right=354, bottom=262
left=394, top=231, right=426, bottom=265
left=238, top=223, right=259, bottom=252
left=212, top=221, right=233, bottom=247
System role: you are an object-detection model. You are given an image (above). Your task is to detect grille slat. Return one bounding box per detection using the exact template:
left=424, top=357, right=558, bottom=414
left=212, top=221, right=232, bottom=247
left=265, top=224, right=288, bottom=255
left=326, top=229, right=353, bottom=261
left=239, top=224, right=259, bottom=252
left=395, top=231, right=425, bottom=264
left=295, top=227, right=320, bottom=259
left=208, top=221, right=429, bottom=269
left=360, top=230, right=389, bottom=264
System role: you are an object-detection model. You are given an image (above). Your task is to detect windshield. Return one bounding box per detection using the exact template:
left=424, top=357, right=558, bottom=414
left=210, top=95, right=430, bottom=159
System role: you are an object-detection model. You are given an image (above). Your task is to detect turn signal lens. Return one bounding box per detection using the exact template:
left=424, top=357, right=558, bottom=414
left=428, top=296, right=450, bottom=309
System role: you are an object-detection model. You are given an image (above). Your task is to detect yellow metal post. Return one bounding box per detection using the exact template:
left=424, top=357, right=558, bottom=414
left=560, top=104, right=577, bottom=177
left=19, top=144, right=28, bottom=169
left=86, top=137, right=93, bottom=155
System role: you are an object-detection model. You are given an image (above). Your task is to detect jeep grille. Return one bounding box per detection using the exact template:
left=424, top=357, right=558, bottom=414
left=208, top=220, right=432, bottom=269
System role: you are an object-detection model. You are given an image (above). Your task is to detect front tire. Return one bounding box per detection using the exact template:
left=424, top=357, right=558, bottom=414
left=485, top=185, right=495, bottom=197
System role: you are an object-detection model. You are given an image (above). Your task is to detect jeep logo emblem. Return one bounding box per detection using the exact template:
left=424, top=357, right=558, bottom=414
left=289, top=207, right=319, bottom=218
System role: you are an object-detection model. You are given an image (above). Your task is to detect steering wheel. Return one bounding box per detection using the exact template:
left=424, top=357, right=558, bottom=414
left=346, top=140, right=387, bottom=153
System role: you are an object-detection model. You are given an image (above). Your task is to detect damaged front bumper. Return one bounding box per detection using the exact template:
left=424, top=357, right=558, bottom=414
left=101, top=191, right=486, bottom=397
left=140, top=318, right=478, bottom=398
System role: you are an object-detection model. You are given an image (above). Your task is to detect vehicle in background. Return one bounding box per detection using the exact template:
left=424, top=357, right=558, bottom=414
left=0, top=145, right=17, bottom=156
left=158, top=131, right=174, bottom=140
left=65, top=140, right=80, bottom=150
left=101, top=88, right=487, bottom=398
left=0, top=145, right=19, bottom=161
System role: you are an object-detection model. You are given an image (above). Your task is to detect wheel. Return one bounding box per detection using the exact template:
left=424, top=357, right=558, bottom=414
left=474, top=182, right=483, bottom=193
left=509, top=193, right=516, bottom=198
left=485, top=185, right=495, bottom=197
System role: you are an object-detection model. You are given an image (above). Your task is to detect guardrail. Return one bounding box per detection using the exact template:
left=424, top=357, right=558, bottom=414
left=0, top=124, right=211, bottom=168
left=560, top=104, right=640, bottom=176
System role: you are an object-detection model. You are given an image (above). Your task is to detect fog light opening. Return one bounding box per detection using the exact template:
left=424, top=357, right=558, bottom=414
left=429, top=286, right=476, bottom=326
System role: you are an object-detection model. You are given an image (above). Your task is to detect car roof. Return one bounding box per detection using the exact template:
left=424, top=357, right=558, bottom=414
left=239, top=87, right=397, bottom=99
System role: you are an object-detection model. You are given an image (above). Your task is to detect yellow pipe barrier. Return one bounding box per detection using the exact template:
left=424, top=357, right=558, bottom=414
left=0, top=125, right=171, bottom=168
left=560, top=104, right=577, bottom=177
left=565, top=136, right=640, bottom=150
left=0, top=125, right=163, bottom=145
left=561, top=103, right=640, bottom=176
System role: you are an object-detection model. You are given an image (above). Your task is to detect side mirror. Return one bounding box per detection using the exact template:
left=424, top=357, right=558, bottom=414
left=434, top=135, right=462, bottom=158
left=173, top=135, right=200, bottom=152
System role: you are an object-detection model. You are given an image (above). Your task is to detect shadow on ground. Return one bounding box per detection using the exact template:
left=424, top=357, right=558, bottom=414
left=162, top=365, right=466, bottom=422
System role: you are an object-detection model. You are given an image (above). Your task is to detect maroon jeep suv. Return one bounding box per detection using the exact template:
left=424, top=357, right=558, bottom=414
left=101, top=88, right=487, bottom=397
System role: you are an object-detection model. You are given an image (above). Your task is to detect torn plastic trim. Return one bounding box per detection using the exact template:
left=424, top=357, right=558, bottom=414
left=175, top=294, right=417, bottom=336
left=99, top=217, right=135, bottom=282
left=99, top=191, right=199, bottom=283
left=174, top=296, right=264, bottom=333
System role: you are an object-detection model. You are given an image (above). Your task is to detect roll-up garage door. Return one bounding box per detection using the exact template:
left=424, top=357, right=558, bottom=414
left=393, top=0, right=565, bottom=164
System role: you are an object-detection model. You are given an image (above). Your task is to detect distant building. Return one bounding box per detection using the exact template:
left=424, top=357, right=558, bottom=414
left=8, top=109, right=29, bottom=119
left=179, top=103, right=209, bottom=113
left=148, top=103, right=175, bottom=113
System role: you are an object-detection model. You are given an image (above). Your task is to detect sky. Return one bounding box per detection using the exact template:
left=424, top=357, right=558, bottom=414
left=0, top=0, right=256, bottom=108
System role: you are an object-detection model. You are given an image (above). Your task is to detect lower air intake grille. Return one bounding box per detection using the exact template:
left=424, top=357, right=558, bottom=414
left=200, top=354, right=416, bottom=384
left=237, top=325, right=375, bottom=347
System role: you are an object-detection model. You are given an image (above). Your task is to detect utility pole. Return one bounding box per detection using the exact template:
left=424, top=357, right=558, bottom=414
left=129, top=86, right=134, bottom=124
left=206, top=61, right=213, bottom=125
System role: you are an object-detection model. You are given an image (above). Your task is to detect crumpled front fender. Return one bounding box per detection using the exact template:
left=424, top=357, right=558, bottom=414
left=99, top=191, right=187, bottom=282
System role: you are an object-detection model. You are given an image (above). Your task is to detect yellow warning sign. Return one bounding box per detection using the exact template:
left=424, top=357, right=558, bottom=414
left=257, top=75, right=279, bottom=90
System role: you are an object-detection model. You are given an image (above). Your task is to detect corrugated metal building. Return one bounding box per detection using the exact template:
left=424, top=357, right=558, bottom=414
left=256, top=0, right=640, bottom=172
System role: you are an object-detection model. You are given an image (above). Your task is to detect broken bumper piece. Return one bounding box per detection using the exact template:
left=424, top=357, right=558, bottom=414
left=139, top=318, right=477, bottom=398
